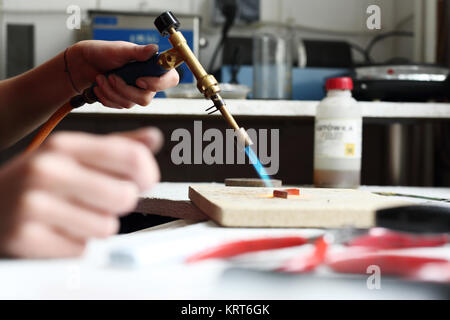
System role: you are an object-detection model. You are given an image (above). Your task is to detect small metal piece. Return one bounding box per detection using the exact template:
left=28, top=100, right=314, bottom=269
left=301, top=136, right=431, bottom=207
left=157, top=48, right=185, bottom=70
left=273, top=189, right=301, bottom=199
left=374, top=192, right=450, bottom=203
left=286, top=189, right=300, bottom=196
left=273, top=190, right=288, bottom=199
left=206, top=104, right=220, bottom=115
left=211, top=94, right=240, bottom=132
left=197, top=74, right=221, bottom=98
left=225, top=178, right=282, bottom=187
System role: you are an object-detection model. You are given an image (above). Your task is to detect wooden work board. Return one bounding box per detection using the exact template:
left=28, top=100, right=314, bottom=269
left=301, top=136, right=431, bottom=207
left=188, top=185, right=410, bottom=228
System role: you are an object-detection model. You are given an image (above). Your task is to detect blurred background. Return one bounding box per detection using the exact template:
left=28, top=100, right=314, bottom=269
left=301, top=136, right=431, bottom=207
left=0, top=0, right=449, bottom=188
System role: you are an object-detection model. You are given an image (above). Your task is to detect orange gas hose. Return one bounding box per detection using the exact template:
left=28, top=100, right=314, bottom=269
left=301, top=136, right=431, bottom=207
left=25, top=101, right=74, bottom=153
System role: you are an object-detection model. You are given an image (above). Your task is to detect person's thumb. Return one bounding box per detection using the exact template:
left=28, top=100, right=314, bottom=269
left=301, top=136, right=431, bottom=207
left=114, top=127, right=164, bottom=154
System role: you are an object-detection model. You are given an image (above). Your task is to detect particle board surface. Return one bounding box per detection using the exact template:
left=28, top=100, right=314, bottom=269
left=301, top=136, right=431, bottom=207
left=188, top=185, right=411, bottom=228
left=137, top=183, right=207, bottom=221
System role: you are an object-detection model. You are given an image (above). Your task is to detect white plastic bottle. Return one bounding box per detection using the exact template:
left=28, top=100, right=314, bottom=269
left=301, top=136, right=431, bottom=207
left=313, top=77, right=362, bottom=188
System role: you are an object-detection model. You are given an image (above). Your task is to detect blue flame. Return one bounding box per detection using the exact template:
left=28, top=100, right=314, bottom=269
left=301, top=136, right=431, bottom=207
left=245, top=145, right=273, bottom=187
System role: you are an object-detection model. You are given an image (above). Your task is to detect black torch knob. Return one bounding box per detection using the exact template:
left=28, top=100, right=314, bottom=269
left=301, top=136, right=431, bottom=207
left=154, top=11, right=180, bottom=37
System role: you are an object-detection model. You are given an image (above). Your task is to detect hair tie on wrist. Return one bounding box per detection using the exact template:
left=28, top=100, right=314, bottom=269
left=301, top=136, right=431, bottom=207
left=64, top=47, right=81, bottom=94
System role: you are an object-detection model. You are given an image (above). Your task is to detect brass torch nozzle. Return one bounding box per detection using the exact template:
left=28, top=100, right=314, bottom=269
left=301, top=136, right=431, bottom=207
left=155, top=15, right=252, bottom=147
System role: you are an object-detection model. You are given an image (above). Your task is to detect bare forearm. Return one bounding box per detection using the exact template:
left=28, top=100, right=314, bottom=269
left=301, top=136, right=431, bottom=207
left=0, top=40, right=179, bottom=150
left=0, top=50, right=80, bottom=149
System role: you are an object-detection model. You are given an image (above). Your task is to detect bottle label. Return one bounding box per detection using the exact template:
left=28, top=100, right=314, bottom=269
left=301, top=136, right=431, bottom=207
left=314, top=119, right=362, bottom=159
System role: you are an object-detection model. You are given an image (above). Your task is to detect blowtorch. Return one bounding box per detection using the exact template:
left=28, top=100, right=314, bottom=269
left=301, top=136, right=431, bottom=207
left=27, top=11, right=253, bottom=152
left=27, top=11, right=272, bottom=185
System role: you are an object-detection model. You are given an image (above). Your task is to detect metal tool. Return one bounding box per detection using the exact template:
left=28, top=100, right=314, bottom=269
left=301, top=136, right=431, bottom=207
left=185, top=228, right=449, bottom=283
left=77, top=11, right=252, bottom=146
left=27, top=11, right=254, bottom=152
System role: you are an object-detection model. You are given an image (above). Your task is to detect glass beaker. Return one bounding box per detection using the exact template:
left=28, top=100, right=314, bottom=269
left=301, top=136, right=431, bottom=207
left=253, top=30, right=292, bottom=100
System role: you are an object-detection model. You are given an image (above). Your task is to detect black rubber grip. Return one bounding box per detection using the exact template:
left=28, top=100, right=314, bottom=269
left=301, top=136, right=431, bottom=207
left=104, top=52, right=168, bottom=86
left=86, top=53, right=168, bottom=103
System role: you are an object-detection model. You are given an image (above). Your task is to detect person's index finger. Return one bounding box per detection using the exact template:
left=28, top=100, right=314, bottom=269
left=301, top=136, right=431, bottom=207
left=136, top=69, right=179, bottom=92
left=110, top=75, right=155, bottom=107
left=96, top=41, right=158, bottom=68
left=44, top=131, right=160, bottom=191
left=135, top=44, right=159, bottom=61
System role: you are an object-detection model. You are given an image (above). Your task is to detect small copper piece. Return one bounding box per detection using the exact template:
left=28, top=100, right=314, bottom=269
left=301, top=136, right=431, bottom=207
left=273, top=190, right=288, bottom=198
left=286, top=188, right=300, bottom=196
left=273, top=188, right=300, bottom=199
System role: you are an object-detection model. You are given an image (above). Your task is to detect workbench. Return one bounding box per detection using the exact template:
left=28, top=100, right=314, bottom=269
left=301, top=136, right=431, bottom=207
left=70, top=98, right=450, bottom=187
left=0, top=183, right=448, bottom=299
left=3, top=99, right=449, bottom=186
left=74, top=99, right=450, bottom=119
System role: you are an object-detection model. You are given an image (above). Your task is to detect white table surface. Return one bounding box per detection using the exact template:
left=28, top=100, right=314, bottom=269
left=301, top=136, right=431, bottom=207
left=0, top=184, right=449, bottom=300
left=73, top=99, right=450, bottom=119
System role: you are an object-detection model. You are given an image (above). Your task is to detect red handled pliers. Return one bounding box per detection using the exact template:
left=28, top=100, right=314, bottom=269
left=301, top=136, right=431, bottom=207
left=186, top=229, right=449, bottom=282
